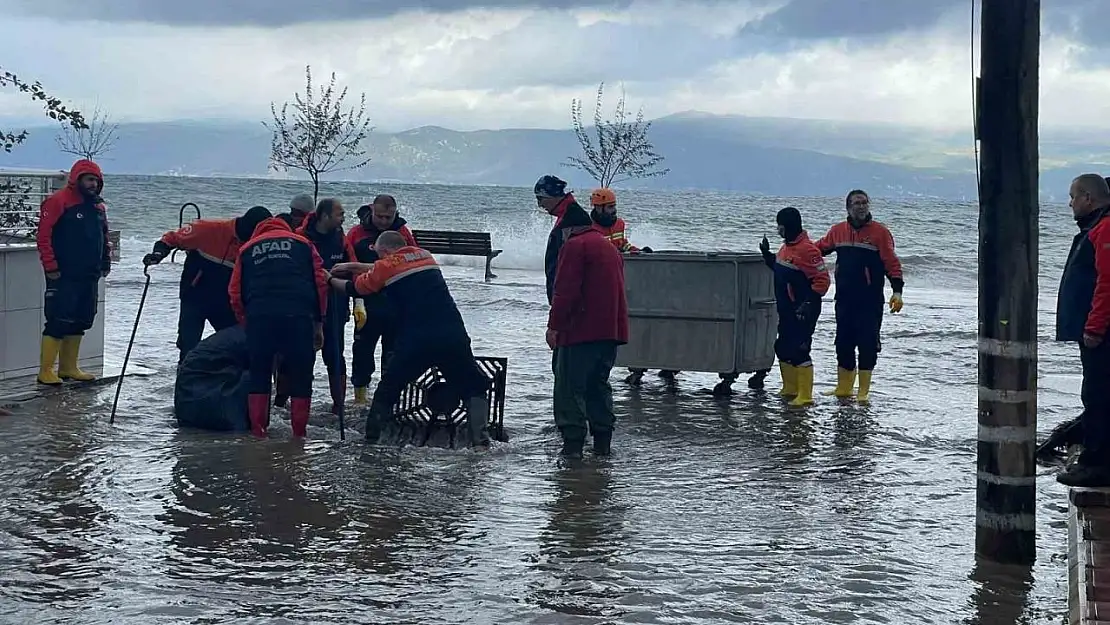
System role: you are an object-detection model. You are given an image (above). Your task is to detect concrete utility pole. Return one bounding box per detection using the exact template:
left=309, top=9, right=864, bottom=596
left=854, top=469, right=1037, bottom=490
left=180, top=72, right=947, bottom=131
left=974, top=0, right=1040, bottom=564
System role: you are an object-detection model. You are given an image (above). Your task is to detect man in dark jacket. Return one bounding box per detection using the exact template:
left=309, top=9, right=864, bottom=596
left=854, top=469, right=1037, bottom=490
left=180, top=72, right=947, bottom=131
left=297, top=198, right=358, bottom=414
left=229, top=217, right=329, bottom=438
left=143, top=206, right=272, bottom=363
left=329, top=231, right=492, bottom=447
left=547, top=222, right=629, bottom=458
left=1057, top=173, right=1110, bottom=486
left=35, top=159, right=112, bottom=385
left=535, top=175, right=593, bottom=305
left=344, top=194, right=416, bottom=402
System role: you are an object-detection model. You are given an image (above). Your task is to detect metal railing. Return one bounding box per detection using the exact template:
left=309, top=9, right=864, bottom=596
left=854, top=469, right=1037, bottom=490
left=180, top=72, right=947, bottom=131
left=0, top=167, right=121, bottom=262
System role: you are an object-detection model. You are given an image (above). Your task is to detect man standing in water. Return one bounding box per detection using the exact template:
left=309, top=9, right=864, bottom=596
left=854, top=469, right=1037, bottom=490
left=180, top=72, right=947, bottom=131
left=329, top=231, right=492, bottom=447
left=547, top=215, right=628, bottom=458
left=297, top=198, right=359, bottom=414
left=143, top=206, right=272, bottom=363
left=229, top=217, right=328, bottom=438
left=759, top=207, right=830, bottom=406
left=535, top=175, right=593, bottom=305
left=814, top=189, right=903, bottom=403
left=35, top=159, right=112, bottom=385
left=1056, top=174, right=1110, bottom=487
left=344, top=194, right=417, bottom=403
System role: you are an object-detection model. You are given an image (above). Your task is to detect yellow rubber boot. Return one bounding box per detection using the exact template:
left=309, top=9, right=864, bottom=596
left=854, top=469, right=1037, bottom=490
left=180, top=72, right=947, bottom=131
left=857, top=370, right=873, bottom=404
left=788, top=366, right=815, bottom=407
left=37, top=336, right=63, bottom=385
left=777, top=362, right=798, bottom=397
left=58, top=335, right=96, bottom=381
left=353, top=387, right=368, bottom=404
left=823, top=367, right=856, bottom=398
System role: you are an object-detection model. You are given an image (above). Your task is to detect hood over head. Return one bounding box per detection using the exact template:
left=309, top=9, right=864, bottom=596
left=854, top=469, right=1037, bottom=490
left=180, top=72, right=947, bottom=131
left=235, top=206, right=273, bottom=241
left=68, top=159, right=104, bottom=195
left=249, top=216, right=292, bottom=240
left=776, top=206, right=803, bottom=241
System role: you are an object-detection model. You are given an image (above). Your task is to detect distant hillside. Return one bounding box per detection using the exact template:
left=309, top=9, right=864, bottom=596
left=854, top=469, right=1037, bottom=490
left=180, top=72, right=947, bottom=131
left=1, top=112, right=1104, bottom=200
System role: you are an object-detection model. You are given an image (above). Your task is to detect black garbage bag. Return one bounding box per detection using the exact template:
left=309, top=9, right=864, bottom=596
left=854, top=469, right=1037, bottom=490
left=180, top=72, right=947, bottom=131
left=174, top=325, right=251, bottom=432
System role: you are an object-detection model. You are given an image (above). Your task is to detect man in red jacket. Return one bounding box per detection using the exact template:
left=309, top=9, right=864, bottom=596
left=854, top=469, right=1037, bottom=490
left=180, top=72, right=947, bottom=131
left=547, top=222, right=629, bottom=458
left=229, top=217, right=328, bottom=438
left=35, top=159, right=112, bottom=385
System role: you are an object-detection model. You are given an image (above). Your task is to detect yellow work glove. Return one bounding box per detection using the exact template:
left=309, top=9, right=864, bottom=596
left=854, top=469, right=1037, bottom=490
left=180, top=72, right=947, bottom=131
left=353, top=299, right=367, bottom=330
left=889, top=292, right=904, bottom=314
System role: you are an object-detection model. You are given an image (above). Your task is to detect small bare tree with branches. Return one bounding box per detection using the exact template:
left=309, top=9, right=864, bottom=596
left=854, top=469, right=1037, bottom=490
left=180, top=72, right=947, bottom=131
left=564, top=82, right=668, bottom=188
left=264, top=65, right=374, bottom=202
left=1, top=67, right=87, bottom=153
left=56, top=103, right=119, bottom=160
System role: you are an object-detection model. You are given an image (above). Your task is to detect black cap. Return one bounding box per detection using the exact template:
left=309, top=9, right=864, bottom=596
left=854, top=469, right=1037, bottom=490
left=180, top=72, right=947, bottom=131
left=235, top=205, right=272, bottom=241
left=776, top=206, right=803, bottom=241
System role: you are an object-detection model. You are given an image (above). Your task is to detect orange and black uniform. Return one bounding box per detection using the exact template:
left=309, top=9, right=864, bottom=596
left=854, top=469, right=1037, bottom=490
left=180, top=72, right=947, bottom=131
left=592, top=217, right=639, bottom=253
left=344, top=212, right=416, bottom=386
left=229, top=218, right=328, bottom=435
left=815, top=216, right=903, bottom=371
left=1057, top=205, right=1110, bottom=466
left=152, top=219, right=244, bottom=360
left=37, top=159, right=111, bottom=338
left=764, top=232, right=830, bottom=367
left=342, top=247, right=488, bottom=439
left=298, top=213, right=358, bottom=407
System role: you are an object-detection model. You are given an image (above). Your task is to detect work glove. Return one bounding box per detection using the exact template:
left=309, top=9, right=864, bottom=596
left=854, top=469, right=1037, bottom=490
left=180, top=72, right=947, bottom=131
left=641, top=246, right=654, bottom=254
left=889, top=292, right=904, bottom=314
left=353, top=299, right=367, bottom=330
left=142, top=251, right=165, bottom=266
left=759, top=236, right=770, bottom=255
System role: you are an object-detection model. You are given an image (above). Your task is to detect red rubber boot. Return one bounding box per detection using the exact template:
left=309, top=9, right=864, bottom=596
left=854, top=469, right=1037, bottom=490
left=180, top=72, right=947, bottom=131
left=290, top=397, right=311, bottom=438
left=248, top=393, right=271, bottom=437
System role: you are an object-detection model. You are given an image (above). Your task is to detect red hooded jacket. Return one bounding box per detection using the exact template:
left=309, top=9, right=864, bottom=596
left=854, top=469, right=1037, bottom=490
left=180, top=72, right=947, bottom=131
left=548, top=227, right=629, bottom=347
left=228, top=218, right=329, bottom=324
left=37, top=159, right=111, bottom=277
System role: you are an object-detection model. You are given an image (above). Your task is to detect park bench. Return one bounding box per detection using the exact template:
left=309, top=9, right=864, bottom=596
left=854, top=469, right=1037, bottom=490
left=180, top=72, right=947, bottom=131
left=411, top=229, right=502, bottom=282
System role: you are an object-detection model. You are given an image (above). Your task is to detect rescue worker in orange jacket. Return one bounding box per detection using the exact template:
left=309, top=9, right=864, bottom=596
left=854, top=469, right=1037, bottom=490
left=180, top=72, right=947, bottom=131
left=229, top=218, right=329, bottom=438
left=759, top=206, right=831, bottom=406
left=144, top=205, right=272, bottom=363
left=589, top=188, right=653, bottom=254
left=35, top=159, right=112, bottom=385
left=296, top=198, right=359, bottom=414
left=328, top=231, right=492, bottom=447
left=814, top=189, right=904, bottom=403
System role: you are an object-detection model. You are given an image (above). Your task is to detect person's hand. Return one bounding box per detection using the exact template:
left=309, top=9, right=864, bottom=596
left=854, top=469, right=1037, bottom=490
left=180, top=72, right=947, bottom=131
left=759, top=236, right=771, bottom=255
left=1084, top=332, right=1103, bottom=348
left=794, top=300, right=810, bottom=322
left=142, top=251, right=165, bottom=266
left=45, top=271, right=60, bottom=280
left=353, top=300, right=367, bottom=330
left=545, top=328, right=557, bottom=349
left=889, top=293, right=904, bottom=314
left=313, top=323, right=324, bottom=351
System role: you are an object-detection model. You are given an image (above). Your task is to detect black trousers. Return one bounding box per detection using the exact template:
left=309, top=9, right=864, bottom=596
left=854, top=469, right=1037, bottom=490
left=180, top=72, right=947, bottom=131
left=371, top=335, right=488, bottom=409
left=775, top=303, right=821, bottom=367
left=1080, top=342, right=1110, bottom=466
left=43, top=277, right=99, bottom=338
left=834, top=300, right=883, bottom=371
left=246, top=315, right=316, bottom=399
left=352, top=296, right=396, bottom=387
left=553, top=341, right=618, bottom=442
left=177, top=296, right=238, bottom=362
left=321, top=312, right=347, bottom=385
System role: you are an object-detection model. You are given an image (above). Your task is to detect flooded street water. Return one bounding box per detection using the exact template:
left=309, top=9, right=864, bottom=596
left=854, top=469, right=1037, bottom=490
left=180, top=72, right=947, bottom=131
left=0, top=177, right=1082, bottom=623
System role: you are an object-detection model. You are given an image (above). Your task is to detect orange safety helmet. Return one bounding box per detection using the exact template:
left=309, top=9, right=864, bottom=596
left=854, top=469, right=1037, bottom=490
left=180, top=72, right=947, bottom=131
left=590, top=187, right=617, bottom=206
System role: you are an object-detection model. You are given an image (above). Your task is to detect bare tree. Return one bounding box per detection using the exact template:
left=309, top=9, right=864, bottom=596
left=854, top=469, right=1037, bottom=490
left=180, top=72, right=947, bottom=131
left=264, top=65, right=373, bottom=202
left=564, top=82, right=669, bottom=188
left=56, top=103, right=119, bottom=160
left=1, top=67, right=86, bottom=153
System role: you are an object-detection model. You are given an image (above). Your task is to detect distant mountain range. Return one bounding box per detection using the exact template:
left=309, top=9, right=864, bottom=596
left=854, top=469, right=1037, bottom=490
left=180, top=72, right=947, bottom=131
left=1, top=111, right=1105, bottom=200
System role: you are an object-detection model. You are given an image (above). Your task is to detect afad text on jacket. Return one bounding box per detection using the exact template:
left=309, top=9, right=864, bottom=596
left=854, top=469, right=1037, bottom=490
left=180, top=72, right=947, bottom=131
left=229, top=218, right=329, bottom=324
left=348, top=246, right=468, bottom=345
left=37, top=159, right=111, bottom=278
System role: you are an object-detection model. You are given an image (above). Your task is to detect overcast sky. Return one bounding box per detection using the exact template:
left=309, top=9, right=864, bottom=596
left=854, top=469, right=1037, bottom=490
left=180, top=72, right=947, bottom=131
left=1, top=0, right=1108, bottom=131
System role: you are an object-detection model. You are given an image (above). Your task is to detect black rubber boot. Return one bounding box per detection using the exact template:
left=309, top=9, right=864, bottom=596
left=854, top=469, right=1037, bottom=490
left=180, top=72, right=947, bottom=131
left=364, top=402, right=388, bottom=444
left=592, top=430, right=612, bottom=456
left=466, top=397, right=491, bottom=448
left=561, top=438, right=584, bottom=459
